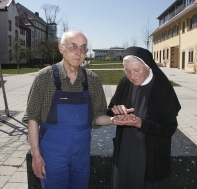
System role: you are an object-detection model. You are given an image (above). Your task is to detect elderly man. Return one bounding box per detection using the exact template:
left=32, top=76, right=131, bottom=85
left=23, top=30, right=113, bottom=189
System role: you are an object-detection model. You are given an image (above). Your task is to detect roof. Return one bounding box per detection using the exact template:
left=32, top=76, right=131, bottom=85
left=0, top=0, right=12, bottom=9
left=93, top=47, right=125, bottom=51
left=19, top=17, right=30, bottom=30
left=151, top=1, right=197, bottom=35
left=157, top=0, right=179, bottom=19
left=16, top=3, right=47, bottom=26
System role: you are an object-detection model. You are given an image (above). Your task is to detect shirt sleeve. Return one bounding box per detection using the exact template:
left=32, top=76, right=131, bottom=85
left=87, top=71, right=107, bottom=129
left=22, top=71, right=46, bottom=124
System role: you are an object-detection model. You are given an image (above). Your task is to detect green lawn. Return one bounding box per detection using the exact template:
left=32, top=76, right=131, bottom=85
left=2, top=68, right=38, bottom=74
left=1, top=61, right=180, bottom=86
left=91, top=60, right=121, bottom=64
left=92, top=70, right=125, bottom=85
left=84, top=63, right=123, bottom=69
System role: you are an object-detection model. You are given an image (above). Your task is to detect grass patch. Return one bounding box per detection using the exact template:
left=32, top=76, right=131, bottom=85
left=84, top=64, right=123, bottom=69
left=91, top=60, right=121, bottom=64
left=1, top=61, right=180, bottom=87
left=92, top=70, right=125, bottom=85
left=92, top=70, right=180, bottom=86
left=1, top=164, right=22, bottom=168
left=170, top=81, right=181, bottom=86
left=2, top=68, right=38, bottom=74
left=1, top=64, right=51, bottom=74
left=12, top=165, right=22, bottom=168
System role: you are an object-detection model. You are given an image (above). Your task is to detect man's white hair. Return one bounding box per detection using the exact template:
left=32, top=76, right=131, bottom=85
left=60, top=30, right=87, bottom=45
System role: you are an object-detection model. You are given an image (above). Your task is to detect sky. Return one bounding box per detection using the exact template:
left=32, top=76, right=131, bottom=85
left=16, top=0, right=174, bottom=52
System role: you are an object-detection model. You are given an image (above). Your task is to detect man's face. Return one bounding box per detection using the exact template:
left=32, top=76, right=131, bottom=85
left=59, top=33, right=87, bottom=68
left=123, top=60, right=150, bottom=86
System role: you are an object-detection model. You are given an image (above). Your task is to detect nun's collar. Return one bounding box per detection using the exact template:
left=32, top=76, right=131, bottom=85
left=140, top=68, right=153, bottom=86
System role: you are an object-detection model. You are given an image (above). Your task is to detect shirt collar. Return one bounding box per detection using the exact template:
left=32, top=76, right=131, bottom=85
left=58, top=60, right=85, bottom=81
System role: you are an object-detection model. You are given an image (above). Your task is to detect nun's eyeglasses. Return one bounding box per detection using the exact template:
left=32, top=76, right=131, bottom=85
left=62, top=44, right=88, bottom=54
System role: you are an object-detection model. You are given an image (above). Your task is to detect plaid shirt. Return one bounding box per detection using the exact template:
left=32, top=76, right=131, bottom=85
left=22, top=61, right=107, bottom=128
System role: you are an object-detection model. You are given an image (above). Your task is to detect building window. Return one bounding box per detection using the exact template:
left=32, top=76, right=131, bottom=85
left=189, top=18, right=192, bottom=30
left=9, top=50, right=12, bottom=61
left=186, top=18, right=189, bottom=31
left=191, top=14, right=197, bottom=29
left=8, top=20, right=12, bottom=31
left=188, top=50, right=194, bottom=62
left=15, top=16, right=18, bottom=27
left=20, top=29, right=25, bottom=35
left=177, top=24, right=180, bottom=35
left=8, top=35, right=11, bottom=46
left=15, top=30, right=18, bottom=40
left=20, top=40, right=25, bottom=47
left=182, top=21, right=185, bottom=33
left=167, top=49, right=169, bottom=59
left=168, top=28, right=172, bottom=38
left=172, top=26, right=176, bottom=37
left=166, top=31, right=168, bottom=40
left=163, top=49, right=165, bottom=60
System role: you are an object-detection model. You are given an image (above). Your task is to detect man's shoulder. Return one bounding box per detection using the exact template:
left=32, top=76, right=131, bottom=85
left=36, top=65, right=53, bottom=78
left=81, top=67, right=99, bottom=79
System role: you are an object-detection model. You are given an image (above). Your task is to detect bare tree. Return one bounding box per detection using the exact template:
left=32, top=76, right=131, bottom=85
left=130, top=36, right=138, bottom=46
left=141, top=19, right=152, bottom=50
left=59, top=16, right=69, bottom=35
left=41, top=4, right=61, bottom=24
left=122, top=40, right=129, bottom=49
left=10, top=38, right=26, bottom=74
left=87, top=42, right=94, bottom=64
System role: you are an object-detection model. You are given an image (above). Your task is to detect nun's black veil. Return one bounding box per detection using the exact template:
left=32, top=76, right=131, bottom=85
left=123, top=46, right=181, bottom=114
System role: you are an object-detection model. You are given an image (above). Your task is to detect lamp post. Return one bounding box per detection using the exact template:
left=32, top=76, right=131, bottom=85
left=175, top=20, right=181, bottom=69
left=145, top=39, right=151, bottom=50
left=0, top=63, right=10, bottom=116
left=15, top=41, right=20, bottom=74
left=52, top=49, right=54, bottom=64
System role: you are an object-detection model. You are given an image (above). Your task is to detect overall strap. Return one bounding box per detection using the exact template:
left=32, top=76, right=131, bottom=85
left=52, top=64, right=62, bottom=90
left=81, top=67, right=88, bottom=91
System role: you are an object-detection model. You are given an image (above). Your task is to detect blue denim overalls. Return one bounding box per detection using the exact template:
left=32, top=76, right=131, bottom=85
left=39, top=64, right=93, bottom=189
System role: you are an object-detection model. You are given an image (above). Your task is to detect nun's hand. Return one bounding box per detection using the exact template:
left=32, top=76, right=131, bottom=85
left=113, top=114, right=142, bottom=128
left=112, top=105, right=134, bottom=115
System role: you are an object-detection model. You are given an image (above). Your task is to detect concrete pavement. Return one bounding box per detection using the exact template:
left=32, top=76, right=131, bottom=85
left=0, top=67, right=197, bottom=188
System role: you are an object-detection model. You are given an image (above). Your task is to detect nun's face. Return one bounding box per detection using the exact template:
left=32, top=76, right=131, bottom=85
left=123, top=60, right=150, bottom=86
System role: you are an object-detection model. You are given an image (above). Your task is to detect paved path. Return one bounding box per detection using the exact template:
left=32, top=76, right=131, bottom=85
left=0, top=67, right=197, bottom=188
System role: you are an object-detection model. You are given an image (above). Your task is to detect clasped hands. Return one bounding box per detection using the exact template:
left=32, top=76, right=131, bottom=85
left=111, top=105, right=142, bottom=128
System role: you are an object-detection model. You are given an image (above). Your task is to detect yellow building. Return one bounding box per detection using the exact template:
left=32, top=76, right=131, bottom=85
left=151, top=0, right=197, bottom=72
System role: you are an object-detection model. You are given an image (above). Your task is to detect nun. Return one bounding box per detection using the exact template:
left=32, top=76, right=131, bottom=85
left=107, top=46, right=181, bottom=189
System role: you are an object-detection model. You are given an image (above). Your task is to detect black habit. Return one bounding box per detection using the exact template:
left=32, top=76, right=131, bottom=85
left=107, top=47, right=181, bottom=189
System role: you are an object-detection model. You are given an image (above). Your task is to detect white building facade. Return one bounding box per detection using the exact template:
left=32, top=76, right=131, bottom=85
left=93, top=47, right=125, bottom=61
left=0, top=0, right=57, bottom=64
left=151, top=0, right=197, bottom=72
left=0, top=1, right=19, bottom=64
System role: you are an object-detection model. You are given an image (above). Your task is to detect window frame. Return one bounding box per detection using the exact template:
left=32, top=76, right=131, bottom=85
left=188, top=49, right=194, bottom=63
left=8, top=20, right=12, bottom=31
